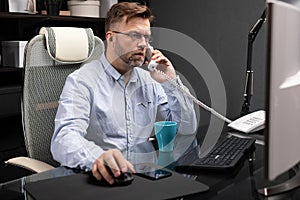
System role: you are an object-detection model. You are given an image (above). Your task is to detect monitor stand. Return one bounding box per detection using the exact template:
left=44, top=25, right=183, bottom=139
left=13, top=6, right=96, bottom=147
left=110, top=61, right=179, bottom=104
left=258, top=164, right=300, bottom=196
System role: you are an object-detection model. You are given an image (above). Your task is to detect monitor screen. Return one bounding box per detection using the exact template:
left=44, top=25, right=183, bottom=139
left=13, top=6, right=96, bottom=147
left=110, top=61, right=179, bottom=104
left=261, top=0, right=300, bottom=195
left=265, top=0, right=300, bottom=182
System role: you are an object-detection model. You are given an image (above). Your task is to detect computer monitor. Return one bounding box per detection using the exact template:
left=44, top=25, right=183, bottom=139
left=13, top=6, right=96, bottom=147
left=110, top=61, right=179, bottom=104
left=260, top=0, right=300, bottom=196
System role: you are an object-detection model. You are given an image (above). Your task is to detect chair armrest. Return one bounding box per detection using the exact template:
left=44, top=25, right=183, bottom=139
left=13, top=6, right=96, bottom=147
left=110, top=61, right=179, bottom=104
left=5, top=156, right=55, bottom=173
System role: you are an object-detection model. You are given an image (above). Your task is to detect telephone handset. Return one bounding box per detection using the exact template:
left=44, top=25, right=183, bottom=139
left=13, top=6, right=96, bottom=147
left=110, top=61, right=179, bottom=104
left=146, top=45, right=158, bottom=71
left=146, top=45, right=265, bottom=133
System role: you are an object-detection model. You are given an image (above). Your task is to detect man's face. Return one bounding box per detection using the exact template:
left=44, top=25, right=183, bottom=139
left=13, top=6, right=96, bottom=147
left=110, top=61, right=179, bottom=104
left=111, top=17, right=151, bottom=68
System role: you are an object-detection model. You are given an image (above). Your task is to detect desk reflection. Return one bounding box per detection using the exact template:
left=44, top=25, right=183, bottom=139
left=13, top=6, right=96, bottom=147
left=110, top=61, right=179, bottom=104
left=4, top=133, right=300, bottom=200
left=1, top=134, right=199, bottom=198
left=124, top=134, right=198, bottom=170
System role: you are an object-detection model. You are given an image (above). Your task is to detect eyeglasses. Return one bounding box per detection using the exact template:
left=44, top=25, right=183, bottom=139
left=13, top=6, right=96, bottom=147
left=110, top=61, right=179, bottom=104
left=111, top=31, right=152, bottom=43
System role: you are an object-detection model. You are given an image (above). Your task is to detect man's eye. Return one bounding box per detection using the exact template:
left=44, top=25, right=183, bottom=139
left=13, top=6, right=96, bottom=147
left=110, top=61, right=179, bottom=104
left=130, top=33, right=142, bottom=39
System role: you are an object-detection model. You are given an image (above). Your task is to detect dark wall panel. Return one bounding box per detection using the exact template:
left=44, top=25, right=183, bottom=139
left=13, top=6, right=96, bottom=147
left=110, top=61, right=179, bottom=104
left=150, top=0, right=266, bottom=124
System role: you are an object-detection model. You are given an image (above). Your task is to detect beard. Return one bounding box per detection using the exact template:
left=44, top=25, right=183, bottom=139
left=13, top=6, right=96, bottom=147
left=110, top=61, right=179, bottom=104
left=114, top=40, right=145, bottom=67
left=127, top=55, right=145, bottom=67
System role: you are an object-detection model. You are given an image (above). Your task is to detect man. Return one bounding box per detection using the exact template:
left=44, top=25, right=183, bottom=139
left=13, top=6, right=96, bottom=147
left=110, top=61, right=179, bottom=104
left=51, top=2, right=197, bottom=185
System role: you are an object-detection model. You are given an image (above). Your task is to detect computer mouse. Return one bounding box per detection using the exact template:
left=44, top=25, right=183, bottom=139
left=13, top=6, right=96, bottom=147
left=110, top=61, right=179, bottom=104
left=88, top=171, right=134, bottom=187
left=113, top=172, right=134, bottom=186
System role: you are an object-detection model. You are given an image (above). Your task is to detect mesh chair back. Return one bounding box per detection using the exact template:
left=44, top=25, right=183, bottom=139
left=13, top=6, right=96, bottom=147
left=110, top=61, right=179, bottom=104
left=23, top=31, right=104, bottom=166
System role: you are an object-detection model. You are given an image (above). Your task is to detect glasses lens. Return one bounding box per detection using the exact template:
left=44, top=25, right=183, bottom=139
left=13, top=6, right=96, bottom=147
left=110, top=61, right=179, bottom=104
left=130, top=32, right=143, bottom=40
left=129, top=32, right=152, bottom=43
left=146, top=35, right=153, bottom=43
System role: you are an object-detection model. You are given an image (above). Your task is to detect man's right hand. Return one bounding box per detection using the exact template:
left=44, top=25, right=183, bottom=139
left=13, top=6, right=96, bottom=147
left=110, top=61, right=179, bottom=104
left=91, top=149, right=135, bottom=185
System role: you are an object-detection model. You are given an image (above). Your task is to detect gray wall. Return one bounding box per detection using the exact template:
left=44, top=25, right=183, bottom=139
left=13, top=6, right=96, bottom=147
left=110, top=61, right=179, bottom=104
left=149, top=0, right=266, bottom=126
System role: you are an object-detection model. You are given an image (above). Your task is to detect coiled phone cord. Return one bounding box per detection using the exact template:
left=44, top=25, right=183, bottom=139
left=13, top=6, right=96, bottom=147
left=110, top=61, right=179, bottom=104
left=151, top=66, right=232, bottom=123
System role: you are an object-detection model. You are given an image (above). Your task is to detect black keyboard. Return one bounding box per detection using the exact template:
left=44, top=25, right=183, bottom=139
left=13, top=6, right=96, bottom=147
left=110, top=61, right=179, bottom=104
left=175, top=136, right=256, bottom=172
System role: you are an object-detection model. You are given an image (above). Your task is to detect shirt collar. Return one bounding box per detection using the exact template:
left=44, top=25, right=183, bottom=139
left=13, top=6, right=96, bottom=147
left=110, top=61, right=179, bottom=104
left=100, top=53, right=122, bottom=81
left=130, top=68, right=138, bottom=83
left=100, top=53, right=139, bottom=83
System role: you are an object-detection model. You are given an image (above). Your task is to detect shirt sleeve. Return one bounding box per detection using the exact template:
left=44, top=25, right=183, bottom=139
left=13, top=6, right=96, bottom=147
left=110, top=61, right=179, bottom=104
left=159, top=75, right=197, bottom=135
left=51, top=71, right=103, bottom=171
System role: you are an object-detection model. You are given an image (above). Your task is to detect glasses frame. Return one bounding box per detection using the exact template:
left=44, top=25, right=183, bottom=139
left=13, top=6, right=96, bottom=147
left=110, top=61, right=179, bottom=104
left=111, top=30, right=153, bottom=43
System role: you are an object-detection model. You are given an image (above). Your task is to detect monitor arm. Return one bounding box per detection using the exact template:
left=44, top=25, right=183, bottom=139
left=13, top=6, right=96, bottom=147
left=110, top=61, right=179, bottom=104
left=241, top=8, right=267, bottom=116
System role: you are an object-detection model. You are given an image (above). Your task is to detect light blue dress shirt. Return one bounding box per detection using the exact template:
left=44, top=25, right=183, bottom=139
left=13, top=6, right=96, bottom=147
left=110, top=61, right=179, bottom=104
left=51, top=53, right=197, bottom=170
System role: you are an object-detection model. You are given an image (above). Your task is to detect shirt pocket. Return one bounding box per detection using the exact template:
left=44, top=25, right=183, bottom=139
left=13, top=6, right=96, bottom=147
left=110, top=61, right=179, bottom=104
left=134, top=100, right=155, bottom=127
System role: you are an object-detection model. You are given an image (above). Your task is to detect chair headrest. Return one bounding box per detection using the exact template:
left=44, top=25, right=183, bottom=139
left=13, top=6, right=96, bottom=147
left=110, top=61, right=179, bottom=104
left=39, top=27, right=95, bottom=63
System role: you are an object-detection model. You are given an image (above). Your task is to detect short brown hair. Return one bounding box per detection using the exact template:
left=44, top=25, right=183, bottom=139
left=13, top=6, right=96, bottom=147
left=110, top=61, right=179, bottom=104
left=105, top=2, right=154, bottom=33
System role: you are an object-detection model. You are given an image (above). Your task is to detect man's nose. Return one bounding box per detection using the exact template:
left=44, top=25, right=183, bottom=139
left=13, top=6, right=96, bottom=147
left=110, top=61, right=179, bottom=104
left=137, top=38, right=148, bottom=49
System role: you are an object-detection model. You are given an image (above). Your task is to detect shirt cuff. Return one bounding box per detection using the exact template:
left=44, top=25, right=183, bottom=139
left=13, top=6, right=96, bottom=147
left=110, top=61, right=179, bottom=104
left=85, top=146, right=104, bottom=171
left=161, top=75, right=182, bottom=92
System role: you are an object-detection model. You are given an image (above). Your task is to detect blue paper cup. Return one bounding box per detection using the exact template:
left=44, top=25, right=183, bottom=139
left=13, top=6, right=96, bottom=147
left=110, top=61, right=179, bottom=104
left=154, top=121, right=177, bottom=152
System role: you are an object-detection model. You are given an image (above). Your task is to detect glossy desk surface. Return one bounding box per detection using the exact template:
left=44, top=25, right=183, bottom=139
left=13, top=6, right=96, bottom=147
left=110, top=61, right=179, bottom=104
left=1, top=130, right=300, bottom=200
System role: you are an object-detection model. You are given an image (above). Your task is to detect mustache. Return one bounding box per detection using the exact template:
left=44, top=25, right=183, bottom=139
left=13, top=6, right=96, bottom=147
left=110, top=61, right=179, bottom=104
left=131, top=50, right=145, bottom=57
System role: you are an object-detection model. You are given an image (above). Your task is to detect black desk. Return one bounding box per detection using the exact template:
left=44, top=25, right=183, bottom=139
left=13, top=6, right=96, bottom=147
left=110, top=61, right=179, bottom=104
left=1, top=131, right=300, bottom=200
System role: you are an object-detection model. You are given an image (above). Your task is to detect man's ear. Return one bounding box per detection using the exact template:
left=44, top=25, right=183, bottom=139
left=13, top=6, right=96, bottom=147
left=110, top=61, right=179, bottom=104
left=106, top=32, right=113, bottom=42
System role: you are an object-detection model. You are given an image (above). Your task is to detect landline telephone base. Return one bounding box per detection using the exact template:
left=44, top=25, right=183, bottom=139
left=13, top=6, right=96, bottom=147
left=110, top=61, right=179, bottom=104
left=228, top=110, right=265, bottom=134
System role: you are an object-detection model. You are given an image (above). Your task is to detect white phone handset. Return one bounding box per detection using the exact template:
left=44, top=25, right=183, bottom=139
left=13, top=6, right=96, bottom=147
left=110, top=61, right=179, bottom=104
left=228, top=110, right=265, bottom=133
left=146, top=45, right=158, bottom=71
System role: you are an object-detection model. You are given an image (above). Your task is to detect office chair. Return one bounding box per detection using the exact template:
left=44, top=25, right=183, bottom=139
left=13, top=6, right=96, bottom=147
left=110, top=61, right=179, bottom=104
left=5, top=27, right=105, bottom=173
